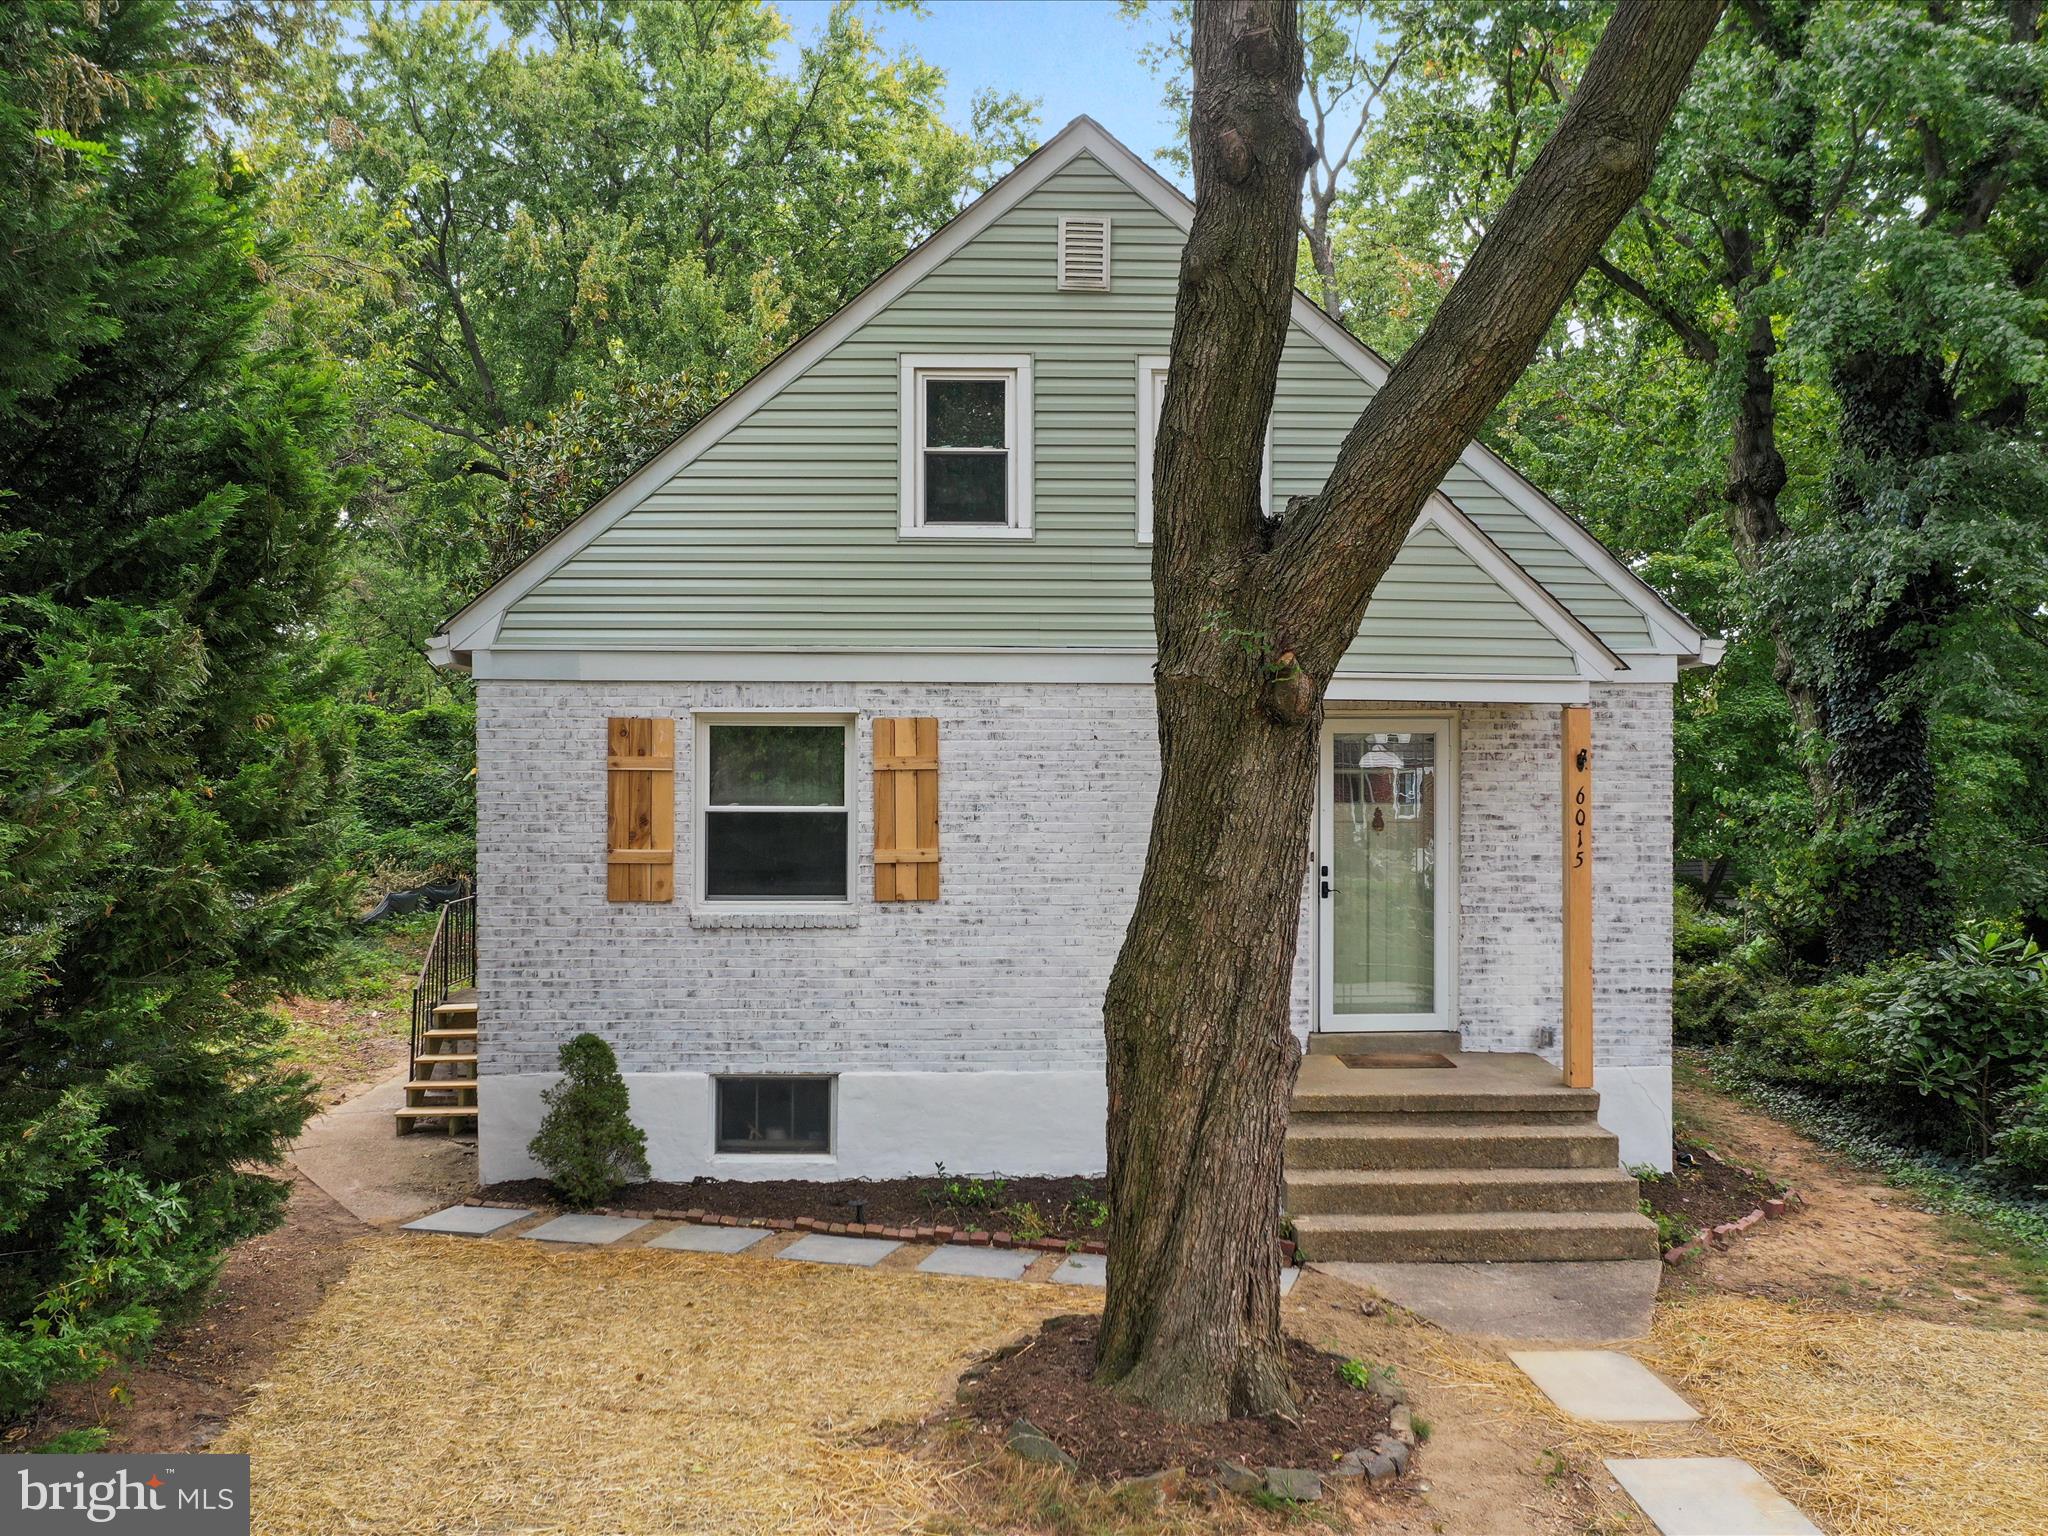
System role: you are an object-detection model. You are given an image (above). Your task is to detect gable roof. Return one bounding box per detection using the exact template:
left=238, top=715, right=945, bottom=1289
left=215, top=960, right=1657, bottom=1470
left=434, top=116, right=1710, bottom=665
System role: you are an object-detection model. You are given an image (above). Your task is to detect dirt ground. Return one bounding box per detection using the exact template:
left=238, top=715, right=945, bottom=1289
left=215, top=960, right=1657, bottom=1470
left=15, top=1173, right=371, bottom=1455
left=1665, top=1058, right=2048, bottom=1326
left=23, top=1060, right=2048, bottom=1534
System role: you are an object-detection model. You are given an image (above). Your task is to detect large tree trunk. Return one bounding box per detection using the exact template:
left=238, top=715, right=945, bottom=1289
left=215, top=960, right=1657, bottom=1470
left=1096, top=0, right=1723, bottom=1423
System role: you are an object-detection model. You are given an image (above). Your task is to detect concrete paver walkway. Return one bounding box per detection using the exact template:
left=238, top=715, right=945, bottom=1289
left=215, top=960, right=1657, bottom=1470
left=291, top=1070, right=476, bottom=1225
left=778, top=1233, right=901, bottom=1267
left=521, top=1214, right=648, bottom=1245
left=1606, top=1457, right=1822, bottom=1536
left=402, top=1204, right=532, bottom=1236
left=1314, top=1258, right=1661, bottom=1341
left=1508, top=1349, right=1699, bottom=1424
left=649, top=1224, right=772, bottom=1254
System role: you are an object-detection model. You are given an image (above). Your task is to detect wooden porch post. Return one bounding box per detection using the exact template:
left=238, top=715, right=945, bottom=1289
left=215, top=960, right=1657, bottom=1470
left=1561, top=705, right=1594, bottom=1089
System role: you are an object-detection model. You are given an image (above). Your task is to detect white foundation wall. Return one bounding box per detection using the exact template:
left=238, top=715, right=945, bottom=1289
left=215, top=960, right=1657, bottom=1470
left=475, top=679, right=1674, bottom=1180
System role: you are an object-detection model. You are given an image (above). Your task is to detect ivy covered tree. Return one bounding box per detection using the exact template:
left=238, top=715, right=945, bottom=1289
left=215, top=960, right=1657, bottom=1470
left=0, top=0, right=353, bottom=1417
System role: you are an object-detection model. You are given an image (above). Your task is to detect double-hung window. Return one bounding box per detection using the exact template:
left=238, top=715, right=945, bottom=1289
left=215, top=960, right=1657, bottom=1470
left=899, top=354, right=1034, bottom=537
left=1135, top=354, right=1272, bottom=544
left=695, top=717, right=853, bottom=904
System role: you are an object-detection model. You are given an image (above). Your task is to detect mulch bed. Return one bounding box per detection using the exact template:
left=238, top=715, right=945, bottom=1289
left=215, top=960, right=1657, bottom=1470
left=958, top=1314, right=1392, bottom=1483
left=1640, top=1137, right=1781, bottom=1237
left=478, top=1173, right=1111, bottom=1242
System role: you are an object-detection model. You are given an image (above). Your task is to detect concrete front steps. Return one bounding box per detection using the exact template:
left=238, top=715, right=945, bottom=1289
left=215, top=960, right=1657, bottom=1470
left=1285, top=1046, right=1658, bottom=1264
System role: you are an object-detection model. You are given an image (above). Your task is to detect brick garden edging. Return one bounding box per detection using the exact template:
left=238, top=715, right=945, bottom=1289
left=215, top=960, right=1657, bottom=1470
left=1661, top=1187, right=1803, bottom=1267
left=459, top=1195, right=1301, bottom=1266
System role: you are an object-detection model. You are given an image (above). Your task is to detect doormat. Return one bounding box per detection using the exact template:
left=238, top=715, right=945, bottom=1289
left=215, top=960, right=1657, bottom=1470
left=1337, top=1052, right=1455, bottom=1070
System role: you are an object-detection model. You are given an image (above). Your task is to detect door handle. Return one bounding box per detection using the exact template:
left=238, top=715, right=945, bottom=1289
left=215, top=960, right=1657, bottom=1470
left=1319, top=864, right=1330, bottom=899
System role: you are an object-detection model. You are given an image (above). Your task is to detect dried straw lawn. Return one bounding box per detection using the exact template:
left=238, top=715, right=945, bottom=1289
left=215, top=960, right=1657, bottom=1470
left=215, top=1234, right=1091, bottom=1535
left=1420, top=1292, right=2048, bottom=1536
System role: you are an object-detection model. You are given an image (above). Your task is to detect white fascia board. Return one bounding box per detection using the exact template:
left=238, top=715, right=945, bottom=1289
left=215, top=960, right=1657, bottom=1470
left=468, top=647, right=1596, bottom=699
left=1416, top=497, right=1621, bottom=681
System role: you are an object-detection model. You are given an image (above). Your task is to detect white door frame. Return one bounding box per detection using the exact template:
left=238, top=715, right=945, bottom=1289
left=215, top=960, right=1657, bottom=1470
left=1315, top=713, right=1459, bottom=1034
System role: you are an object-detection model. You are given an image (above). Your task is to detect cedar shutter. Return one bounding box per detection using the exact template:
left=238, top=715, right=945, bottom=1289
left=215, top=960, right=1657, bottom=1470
left=606, top=717, right=674, bottom=902
left=872, top=717, right=939, bottom=901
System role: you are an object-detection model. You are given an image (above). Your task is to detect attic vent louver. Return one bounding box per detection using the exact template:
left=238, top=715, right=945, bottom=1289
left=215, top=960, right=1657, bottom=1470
left=1057, top=216, right=1111, bottom=290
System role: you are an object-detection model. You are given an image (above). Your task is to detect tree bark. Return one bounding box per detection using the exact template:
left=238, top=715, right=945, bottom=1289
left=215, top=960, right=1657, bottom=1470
left=1097, top=0, right=1723, bottom=1424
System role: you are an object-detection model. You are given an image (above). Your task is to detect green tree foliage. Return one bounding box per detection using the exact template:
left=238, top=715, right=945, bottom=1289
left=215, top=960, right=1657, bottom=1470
left=0, top=0, right=353, bottom=1416
left=1300, top=0, right=2048, bottom=961
left=528, top=1033, right=649, bottom=1209
left=243, top=1, right=1035, bottom=871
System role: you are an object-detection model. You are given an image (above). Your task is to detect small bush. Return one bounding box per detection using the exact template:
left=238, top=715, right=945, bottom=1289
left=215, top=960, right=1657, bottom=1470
left=527, top=1034, right=648, bottom=1208
left=1846, top=923, right=2048, bottom=1159
left=1988, top=1076, right=2048, bottom=1191
left=997, top=1201, right=1048, bottom=1243
left=1674, top=886, right=1743, bottom=965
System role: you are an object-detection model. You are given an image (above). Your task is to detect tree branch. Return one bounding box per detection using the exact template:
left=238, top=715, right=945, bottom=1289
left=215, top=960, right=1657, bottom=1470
left=1268, top=0, right=1726, bottom=672
left=1590, top=253, right=1720, bottom=363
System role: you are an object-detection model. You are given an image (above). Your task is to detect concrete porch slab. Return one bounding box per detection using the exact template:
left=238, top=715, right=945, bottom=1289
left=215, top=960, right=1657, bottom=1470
left=648, top=1224, right=772, bottom=1254
left=402, top=1203, right=532, bottom=1237
left=1605, top=1458, right=1821, bottom=1536
left=1312, top=1259, right=1661, bottom=1342
left=520, top=1213, right=648, bottom=1245
left=1508, top=1349, right=1699, bottom=1423
left=1050, top=1254, right=1107, bottom=1287
left=293, top=1069, right=476, bottom=1225
left=777, top=1234, right=900, bottom=1267
left=917, top=1247, right=1035, bottom=1281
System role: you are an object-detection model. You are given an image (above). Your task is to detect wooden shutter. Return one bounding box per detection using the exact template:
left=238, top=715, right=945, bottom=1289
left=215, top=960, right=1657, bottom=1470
left=872, top=717, right=939, bottom=901
left=606, top=717, right=674, bottom=902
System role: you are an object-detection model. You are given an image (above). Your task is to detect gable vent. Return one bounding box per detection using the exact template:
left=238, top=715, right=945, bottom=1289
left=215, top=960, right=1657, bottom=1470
left=1057, top=216, right=1111, bottom=290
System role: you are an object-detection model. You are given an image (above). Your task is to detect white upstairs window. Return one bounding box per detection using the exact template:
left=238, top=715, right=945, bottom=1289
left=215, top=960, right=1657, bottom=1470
left=1136, top=355, right=1272, bottom=544
left=899, top=354, right=1034, bottom=538
left=1057, top=216, right=1111, bottom=290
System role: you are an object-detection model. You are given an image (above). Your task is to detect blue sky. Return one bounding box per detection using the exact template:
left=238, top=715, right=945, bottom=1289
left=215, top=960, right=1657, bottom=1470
left=773, top=0, right=1185, bottom=177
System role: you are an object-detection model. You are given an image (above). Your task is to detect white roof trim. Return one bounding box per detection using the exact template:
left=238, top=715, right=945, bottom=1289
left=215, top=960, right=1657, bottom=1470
left=438, top=114, right=1708, bottom=662
left=1414, top=497, right=1620, bottom=681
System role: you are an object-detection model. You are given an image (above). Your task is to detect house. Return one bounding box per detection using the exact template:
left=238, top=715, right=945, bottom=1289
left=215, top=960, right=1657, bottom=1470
left=426, top=118, right=1717, bottom=1263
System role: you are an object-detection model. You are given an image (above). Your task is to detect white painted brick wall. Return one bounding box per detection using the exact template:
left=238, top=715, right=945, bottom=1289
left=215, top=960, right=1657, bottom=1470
left=475, top=682, right=1671, bottom=1080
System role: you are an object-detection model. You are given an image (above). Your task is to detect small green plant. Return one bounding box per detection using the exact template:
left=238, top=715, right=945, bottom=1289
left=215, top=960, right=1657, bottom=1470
left=1410, top=1414, right=1433, bottom=1444
left=33, top=1427, right=112, bottom=1454
left=1066, top=1190, right=1109, bottom=1229
left=1639, top=1199, right=1695, bottom=1252
left=918, top=1163, right=1011, bottom=1211
left=1627, top=1162, right=1664, bottom=1183
left=998, top=1200, right=1049, bottom=1243
left=527, top=1032, right=649, bottom=1208
left=1337, top=1357, right=1373, bottom=1390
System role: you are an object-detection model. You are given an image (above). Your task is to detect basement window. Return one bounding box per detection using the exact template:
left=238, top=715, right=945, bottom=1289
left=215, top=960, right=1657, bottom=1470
left=716, top=1076, right=832, bottom=1154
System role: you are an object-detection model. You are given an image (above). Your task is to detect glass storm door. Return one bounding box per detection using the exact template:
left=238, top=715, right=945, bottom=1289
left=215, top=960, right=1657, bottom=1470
left=1317, top=719, right=1452, bottom=1033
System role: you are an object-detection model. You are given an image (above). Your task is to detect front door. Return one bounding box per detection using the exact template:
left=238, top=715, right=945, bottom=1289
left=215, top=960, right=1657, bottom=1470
left=1317, top=718, right=1454, bottom=1033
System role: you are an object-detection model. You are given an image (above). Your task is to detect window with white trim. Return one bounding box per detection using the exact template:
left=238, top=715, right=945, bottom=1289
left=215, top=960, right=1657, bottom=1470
left=1135, top=354, right=1273, bottom=544
left=899, top=354, right=1033, bottom=537
left=695, top=717, right=853, bottom=903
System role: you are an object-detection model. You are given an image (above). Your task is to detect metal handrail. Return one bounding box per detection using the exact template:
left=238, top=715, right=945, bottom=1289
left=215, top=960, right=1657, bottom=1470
left=408, top=892, right=477, bottom=1076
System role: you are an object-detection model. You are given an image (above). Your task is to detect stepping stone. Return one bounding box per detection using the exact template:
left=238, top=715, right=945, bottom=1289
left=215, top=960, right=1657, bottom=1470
left=402, top=1204, right=533, bottom=1237
left=1509, top=1349, right=1699, bottom=1423
left=1279, top=1266, right=1301, bottom=1296
left=919, top=1246, right=1035, bottom=1280
left=1050, top=1253, right=1106, bottom=1287
left=519, top=1213, right=648, bottom=1245
left=648, top=1224, right=771, bottom=1254
left=777, top=1233, right=900, bottom=1267
left=1605, top=1458, right=1820, bottom=1536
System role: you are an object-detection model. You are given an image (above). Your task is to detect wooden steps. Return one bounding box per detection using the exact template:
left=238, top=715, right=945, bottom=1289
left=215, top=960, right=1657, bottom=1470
left=400, top=984, right=479, bottom=1136
left=1285, top=1047, right=1657, bottom=1264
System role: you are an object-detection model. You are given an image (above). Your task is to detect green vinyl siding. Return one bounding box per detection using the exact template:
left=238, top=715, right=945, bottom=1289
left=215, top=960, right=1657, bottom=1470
left=498, top=153, right=1640, bottom=670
